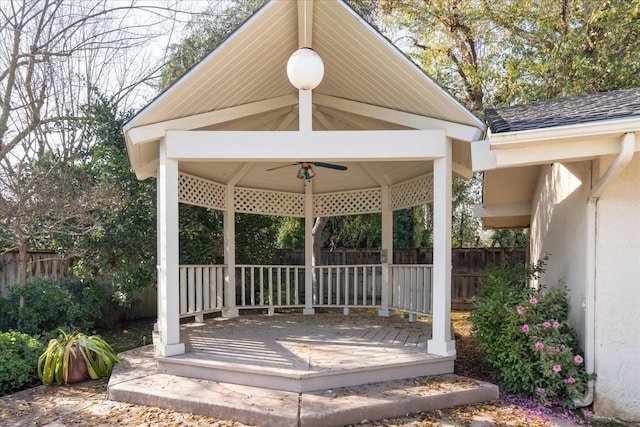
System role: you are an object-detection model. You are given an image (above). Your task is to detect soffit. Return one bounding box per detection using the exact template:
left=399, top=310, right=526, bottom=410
left=124, top=0, right=483, bottom=132
left=480, top=166, right=541, bottom=229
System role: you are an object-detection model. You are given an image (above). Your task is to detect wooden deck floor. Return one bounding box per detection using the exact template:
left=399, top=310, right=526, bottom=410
left=157, top=312, right=455, bottom=392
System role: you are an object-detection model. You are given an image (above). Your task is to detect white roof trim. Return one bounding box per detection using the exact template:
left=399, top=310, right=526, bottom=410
left=165, top=129, right=447, bottom=161
left=315, top=94, right=483, bottom=141
left=489, top=116, right=640, bottom=148
left=473, top=117, right=640, bottom=171
left=127, top=95, right=298, bottom=146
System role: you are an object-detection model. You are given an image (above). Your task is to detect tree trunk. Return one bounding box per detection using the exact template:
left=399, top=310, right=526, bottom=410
left=311, top=217, right=328, bottom=290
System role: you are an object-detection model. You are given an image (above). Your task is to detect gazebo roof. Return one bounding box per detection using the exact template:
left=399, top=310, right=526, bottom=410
left=124, top=0, right=485, bottom=195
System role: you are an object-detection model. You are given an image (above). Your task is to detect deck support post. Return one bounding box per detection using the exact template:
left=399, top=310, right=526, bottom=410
left=224, top=184, right=239, bottom=318
left=379, top=185, right=392, bottom=317
left=156, top=138, right=185, bottom=356
left=428, top=138, right=456, bottom=357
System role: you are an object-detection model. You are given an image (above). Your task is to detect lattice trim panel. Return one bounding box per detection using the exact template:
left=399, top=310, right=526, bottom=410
left=179, top=173, right=226, bottom=210
left=390, top=173, right=434, bottom=211
left=314, top=188, right=382, bottom=217
left=235, top=187, right=305, bottom=217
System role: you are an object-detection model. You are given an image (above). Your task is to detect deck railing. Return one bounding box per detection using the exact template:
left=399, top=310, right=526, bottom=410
left=391, top=264, right=433, bottom=316
left=236, top=265, right=305, bottom=310
left=312, top=264, right=381, bottom=309
left=178, top=263, right=433, bottom=319
left=178, top=265, right=227, bottom=319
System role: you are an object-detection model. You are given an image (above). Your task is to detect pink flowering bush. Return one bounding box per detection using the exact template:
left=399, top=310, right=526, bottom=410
left=470, top=256, right=595, bottom=406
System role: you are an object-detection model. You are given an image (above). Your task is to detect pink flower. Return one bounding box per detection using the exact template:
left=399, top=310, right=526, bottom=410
left=529, top=297, right=538, bottom=304
left=543, top=321, right=551, bottom=328
left=566, top=377, right=576, bottom=384
left=553, top=365, right=562, bottom=373
left=517, top=306, right=525, bottom=315
left=552, top=321, right=560, bottom=328
left=536, top=387, right=546, bottom=395
left=574, top=355, right=584, bottom=364
left=522, top=324, right=530, bottom=333
left=535, top=342, right=544, bottom=349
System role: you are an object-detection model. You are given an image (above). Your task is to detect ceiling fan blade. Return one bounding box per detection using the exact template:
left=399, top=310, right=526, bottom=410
left=312, top=162, right=348, bottom=171
left=266, top=163, right=297, bottom=171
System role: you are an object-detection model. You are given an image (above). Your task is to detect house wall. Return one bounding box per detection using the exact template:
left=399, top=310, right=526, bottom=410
left=529, top=162, right=589, bottom=340
left=529, top=157, right=640, bottom=422
left=592, top=155, right=640, bottom=420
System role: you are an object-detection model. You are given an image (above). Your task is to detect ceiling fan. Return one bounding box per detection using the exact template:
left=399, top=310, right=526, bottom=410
left=266, top=162, right=348, bottom=180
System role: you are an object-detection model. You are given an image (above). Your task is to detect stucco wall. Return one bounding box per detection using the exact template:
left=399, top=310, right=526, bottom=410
left=529, top=162, right=589, bottom=341
left=529, top=157, right=640, bottom=421
left=592, top=155, right=640, bottom=420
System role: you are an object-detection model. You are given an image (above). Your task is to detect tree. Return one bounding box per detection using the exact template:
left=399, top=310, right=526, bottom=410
left=71, top=93, right=157, bottom=308
left=0, top=0, right=190, bottom=305
left=486, top=0, right=640, bottom=104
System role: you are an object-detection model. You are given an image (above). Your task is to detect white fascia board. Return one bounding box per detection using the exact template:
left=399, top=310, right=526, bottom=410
left=314, top=94, right=483, bottom=142
left=489, top=117, right=640, bottom=149
left=475, top=118, right=640, bottom=170
left=127, top=95, right=298, bottom=146
left=493, top=136, right=639, bottom=168
left=473, top=202, right=531, bottom=218
left=165, top=129, right=446, bottom=161
left=471, top=139, right=497, bottom=171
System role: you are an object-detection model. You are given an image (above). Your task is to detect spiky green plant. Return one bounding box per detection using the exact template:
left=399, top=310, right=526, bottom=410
left=37, top=329, right=123, bottom=385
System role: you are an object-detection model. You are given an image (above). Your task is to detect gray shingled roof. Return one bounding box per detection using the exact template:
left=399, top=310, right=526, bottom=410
left=485, top=88, right=640, bottom=134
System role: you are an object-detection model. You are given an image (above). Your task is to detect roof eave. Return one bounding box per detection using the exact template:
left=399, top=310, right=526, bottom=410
left=473, top=116, right=640, bottom=171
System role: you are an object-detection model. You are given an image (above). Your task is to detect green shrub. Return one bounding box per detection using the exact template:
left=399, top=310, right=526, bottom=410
left=0, top=277, right=108, bottom=335
left=470, top=256, right=595, bottom=406
left=0, top=331, right=44, bottom=396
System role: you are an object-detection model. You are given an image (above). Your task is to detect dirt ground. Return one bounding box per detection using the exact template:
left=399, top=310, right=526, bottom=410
left=0, top=312, right=621, bottom=427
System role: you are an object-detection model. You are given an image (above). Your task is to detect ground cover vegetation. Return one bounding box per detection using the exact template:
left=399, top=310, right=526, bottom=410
left=0, top=0, right=638, bottom=419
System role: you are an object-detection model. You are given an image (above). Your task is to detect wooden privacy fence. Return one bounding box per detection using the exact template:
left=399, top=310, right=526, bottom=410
left=0, top=251, right=75, bottom=297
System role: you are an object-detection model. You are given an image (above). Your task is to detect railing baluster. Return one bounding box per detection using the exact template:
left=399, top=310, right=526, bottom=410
left=188, top=267, right=195, bottom=313
left=353, top=267, right=358, bottom=305
left=179, top=267, right=187, bottom=314
left=336, top=266, right=341, bottom=306
left=268, top=266, right=273, bottom=307
left=362, top=266, right=367, bottom=306
left=327, top=266, right=332, bottom=306
left=203, top=267, right=210, bottom=311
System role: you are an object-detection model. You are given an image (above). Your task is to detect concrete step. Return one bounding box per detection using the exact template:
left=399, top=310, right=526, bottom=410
left=156, top=352, right=455, bottom=393
left=108, top=347, right=499, bottom=427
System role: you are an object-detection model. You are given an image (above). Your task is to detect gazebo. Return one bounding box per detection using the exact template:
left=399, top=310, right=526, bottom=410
left=123, top=0, right=484, bottom=368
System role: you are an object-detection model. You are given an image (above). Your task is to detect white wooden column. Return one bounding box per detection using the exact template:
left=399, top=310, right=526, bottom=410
left=300, top=88, right=316, bottom=315
left=156, top=138, right=185, bottom=357
left=303, top=180, right=315, bottom=314
left=378, top=185, right=392, bottom=317
left=427, top=139, right=456, bottom=357
left=224, top=185, right=239, bottom=318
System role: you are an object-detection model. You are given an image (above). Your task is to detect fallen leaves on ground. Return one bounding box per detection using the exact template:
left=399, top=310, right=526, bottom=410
left=0, top=312, right=592, bottom=427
